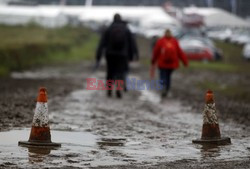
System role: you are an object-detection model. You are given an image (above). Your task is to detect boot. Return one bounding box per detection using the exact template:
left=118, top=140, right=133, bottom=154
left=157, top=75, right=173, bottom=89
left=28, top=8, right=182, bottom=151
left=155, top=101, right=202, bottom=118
left=116, top=90, right=122, bottom=99
left=161, top=90, right=167, bottom=98
left=107, top=90, right=112, bottom=97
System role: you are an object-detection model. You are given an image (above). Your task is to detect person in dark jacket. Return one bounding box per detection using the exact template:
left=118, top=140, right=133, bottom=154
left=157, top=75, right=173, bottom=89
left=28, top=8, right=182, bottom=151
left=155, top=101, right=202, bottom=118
left=150, top=29, right=188, bottom=98
left=95, top=13, right=138, bottom=98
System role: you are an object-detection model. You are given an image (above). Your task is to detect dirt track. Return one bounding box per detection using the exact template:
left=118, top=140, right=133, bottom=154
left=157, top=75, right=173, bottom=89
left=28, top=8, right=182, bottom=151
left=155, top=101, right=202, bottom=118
left=0, top=65, right=84, bottom=131
left=0, top=62, right=250, bottom=168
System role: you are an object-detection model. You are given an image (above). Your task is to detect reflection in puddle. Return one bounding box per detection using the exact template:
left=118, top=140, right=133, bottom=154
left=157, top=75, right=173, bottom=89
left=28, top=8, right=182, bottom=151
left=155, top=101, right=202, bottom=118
left=97, top=138, right=126, bottom=148
left=11, top=70, right=60, bottom=79
left=1, top=85, right=250, bottom=167
left=0, top=129, right=97, bottom=146
left=199, top=144, right=222, bottom=159
left=0, top=129, right=250, bottom=167
left=139, top=90, right=161, bottom=104
left=28, top=147, right=53, bottom=163
left=0, top=129, right=99, bottom=167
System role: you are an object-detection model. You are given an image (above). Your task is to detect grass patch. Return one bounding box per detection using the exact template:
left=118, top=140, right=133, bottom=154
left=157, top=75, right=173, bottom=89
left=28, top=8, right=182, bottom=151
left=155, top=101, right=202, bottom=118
left=214, top=40, right=244, bottom=63
left=45, top=33, right=98, bottom=63
left=0, top=66, right=9, bottom=77
left=197, top=81, right=250, bottom=102
left=0, top=25, right=99, bottom=76
left=183, top=40, right=250, bottom=73
left=188, top=61, right=239, bottom=72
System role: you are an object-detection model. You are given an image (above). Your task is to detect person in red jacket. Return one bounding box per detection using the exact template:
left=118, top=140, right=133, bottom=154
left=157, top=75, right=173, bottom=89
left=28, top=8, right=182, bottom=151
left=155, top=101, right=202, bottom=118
left=150, top=29, right=188, bottom=98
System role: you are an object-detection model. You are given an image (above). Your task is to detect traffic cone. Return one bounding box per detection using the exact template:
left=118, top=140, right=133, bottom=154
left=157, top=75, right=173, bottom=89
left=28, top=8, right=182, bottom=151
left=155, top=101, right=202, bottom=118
left=19, top=87, right=61, bottom=147
left=192, top=90, right=231, bottom=145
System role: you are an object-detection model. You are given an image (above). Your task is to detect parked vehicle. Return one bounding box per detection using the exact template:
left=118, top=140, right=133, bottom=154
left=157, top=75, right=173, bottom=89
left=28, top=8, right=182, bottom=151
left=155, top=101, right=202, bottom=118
left=180, top=36, right=222, bottom=61
left=208, top=28, right=250, bottom=45
left=207, top=28, right=232, bottom=42
left=180, top=38, right=213, bottom=61
left=232, top=33, right=250, bottom=45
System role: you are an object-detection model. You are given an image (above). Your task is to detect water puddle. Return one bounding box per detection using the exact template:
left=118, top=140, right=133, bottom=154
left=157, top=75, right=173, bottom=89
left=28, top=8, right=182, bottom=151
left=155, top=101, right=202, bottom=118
left=1, top=127, right=249, bottom=168
left=97, top=138, right=126, bottom=148
left=139, top=89, right=161, bottom=104
left=0, top=129, right=98, bottom=167
left=50, top=90, right=95, bottom=131
left=10, top=66, right=84, bottom=79
left=0, top=129, right=96, bottom=146
left=11, top=67, right=63, bottom=79
left=1, top=74, right=250, bottom=167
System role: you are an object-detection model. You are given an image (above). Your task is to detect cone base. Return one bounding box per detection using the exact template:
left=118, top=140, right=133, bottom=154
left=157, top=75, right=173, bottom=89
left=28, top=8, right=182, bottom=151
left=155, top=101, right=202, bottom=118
left=192, top=137, right=231, bottom=145
left=18, top=141, right=61, bottom=148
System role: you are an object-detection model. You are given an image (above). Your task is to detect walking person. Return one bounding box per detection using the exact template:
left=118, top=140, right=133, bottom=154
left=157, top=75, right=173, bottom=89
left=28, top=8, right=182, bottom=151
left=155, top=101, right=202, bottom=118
left=150, top=29, right=188, bottom=98
left=95, top=13, right=138, bottom=98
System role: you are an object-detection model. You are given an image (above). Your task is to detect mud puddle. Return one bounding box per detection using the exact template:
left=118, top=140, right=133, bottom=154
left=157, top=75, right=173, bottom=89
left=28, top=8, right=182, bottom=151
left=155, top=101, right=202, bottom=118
left=1, top=88, right=249, bottom=168
left=1, top=70, right=250, bottom=168
left=0, top=129, right=98, bottom=168
left=10, top=65, right=85, bottom=79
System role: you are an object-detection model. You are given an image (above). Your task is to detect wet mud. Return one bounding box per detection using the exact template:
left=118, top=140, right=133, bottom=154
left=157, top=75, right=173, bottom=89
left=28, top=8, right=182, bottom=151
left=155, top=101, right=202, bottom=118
left=0, top=63, right=250, bottom=168
left=172, top=70, right=250, bottom=126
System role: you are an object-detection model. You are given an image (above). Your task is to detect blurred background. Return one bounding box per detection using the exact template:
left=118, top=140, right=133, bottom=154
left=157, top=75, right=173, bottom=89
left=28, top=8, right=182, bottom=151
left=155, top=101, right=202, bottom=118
left=0, top=0, right=250, bottom=104
left=0, top=0, right=250, bottom=75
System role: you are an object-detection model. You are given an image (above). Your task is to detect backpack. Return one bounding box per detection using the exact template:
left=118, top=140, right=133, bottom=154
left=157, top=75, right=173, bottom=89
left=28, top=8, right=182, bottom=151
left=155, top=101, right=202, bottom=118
left=108, top=23, right=127, bottom=50
left=160, top=40, right=176, bottom=64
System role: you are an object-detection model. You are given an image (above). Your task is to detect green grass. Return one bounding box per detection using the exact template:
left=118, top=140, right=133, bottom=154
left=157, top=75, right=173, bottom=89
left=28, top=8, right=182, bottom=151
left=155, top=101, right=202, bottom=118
left=0, top=25, right=99, bottom=76
left=0, top=66, right=9, bottom=76
left=192, top=40, right=250, bottom=102
left=45, top=33, right=98, bottom=63
left=183, top=40, right=250, bottom=73
left=138, top=36, right=250, bottom=103
left=188, top=61, right=239, bottom=72
left=197, top=81, right=250, bottom=102
left=0, top=24, right=86, bottom=48
left=214, top=40, right=244, bottom=63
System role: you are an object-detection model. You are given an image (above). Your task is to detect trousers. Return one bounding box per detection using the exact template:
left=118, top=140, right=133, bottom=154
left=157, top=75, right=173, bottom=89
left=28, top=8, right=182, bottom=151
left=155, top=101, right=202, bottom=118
left=159, top=68, right=174, bottom=91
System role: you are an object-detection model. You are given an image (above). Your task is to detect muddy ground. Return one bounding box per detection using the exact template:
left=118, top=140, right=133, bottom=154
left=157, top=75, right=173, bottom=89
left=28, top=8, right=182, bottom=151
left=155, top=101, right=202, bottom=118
left=0, top=65, right=84, bottom=131
left=0, top=60, right=250, bottom=168
left=172, top=69, right=250, bottom=126
left=1, top=62, right=250, bottom=130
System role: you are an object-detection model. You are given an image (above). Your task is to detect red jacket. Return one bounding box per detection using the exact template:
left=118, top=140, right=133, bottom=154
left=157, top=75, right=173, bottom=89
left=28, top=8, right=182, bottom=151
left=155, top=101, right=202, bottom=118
left=152, top=36, right=188, bottom=69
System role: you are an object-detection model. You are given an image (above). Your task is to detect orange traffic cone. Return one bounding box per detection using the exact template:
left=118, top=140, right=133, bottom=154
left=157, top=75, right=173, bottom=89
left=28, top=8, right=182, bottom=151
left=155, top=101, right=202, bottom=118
left=192, top=90, right=231, bottom=145
left=19, top=87, right=61, bottom=147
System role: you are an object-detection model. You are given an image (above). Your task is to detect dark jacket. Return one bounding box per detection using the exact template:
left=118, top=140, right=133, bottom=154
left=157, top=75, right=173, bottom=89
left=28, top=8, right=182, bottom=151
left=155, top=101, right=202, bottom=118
left=96, top=21, right=138, bottom=64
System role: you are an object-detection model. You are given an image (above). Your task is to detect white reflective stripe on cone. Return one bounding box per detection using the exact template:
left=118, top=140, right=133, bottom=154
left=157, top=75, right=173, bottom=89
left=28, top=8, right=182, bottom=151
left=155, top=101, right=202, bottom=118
left=32, top=102, right=49, bottom=127
left=203, top=103, right=218, bottom=124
